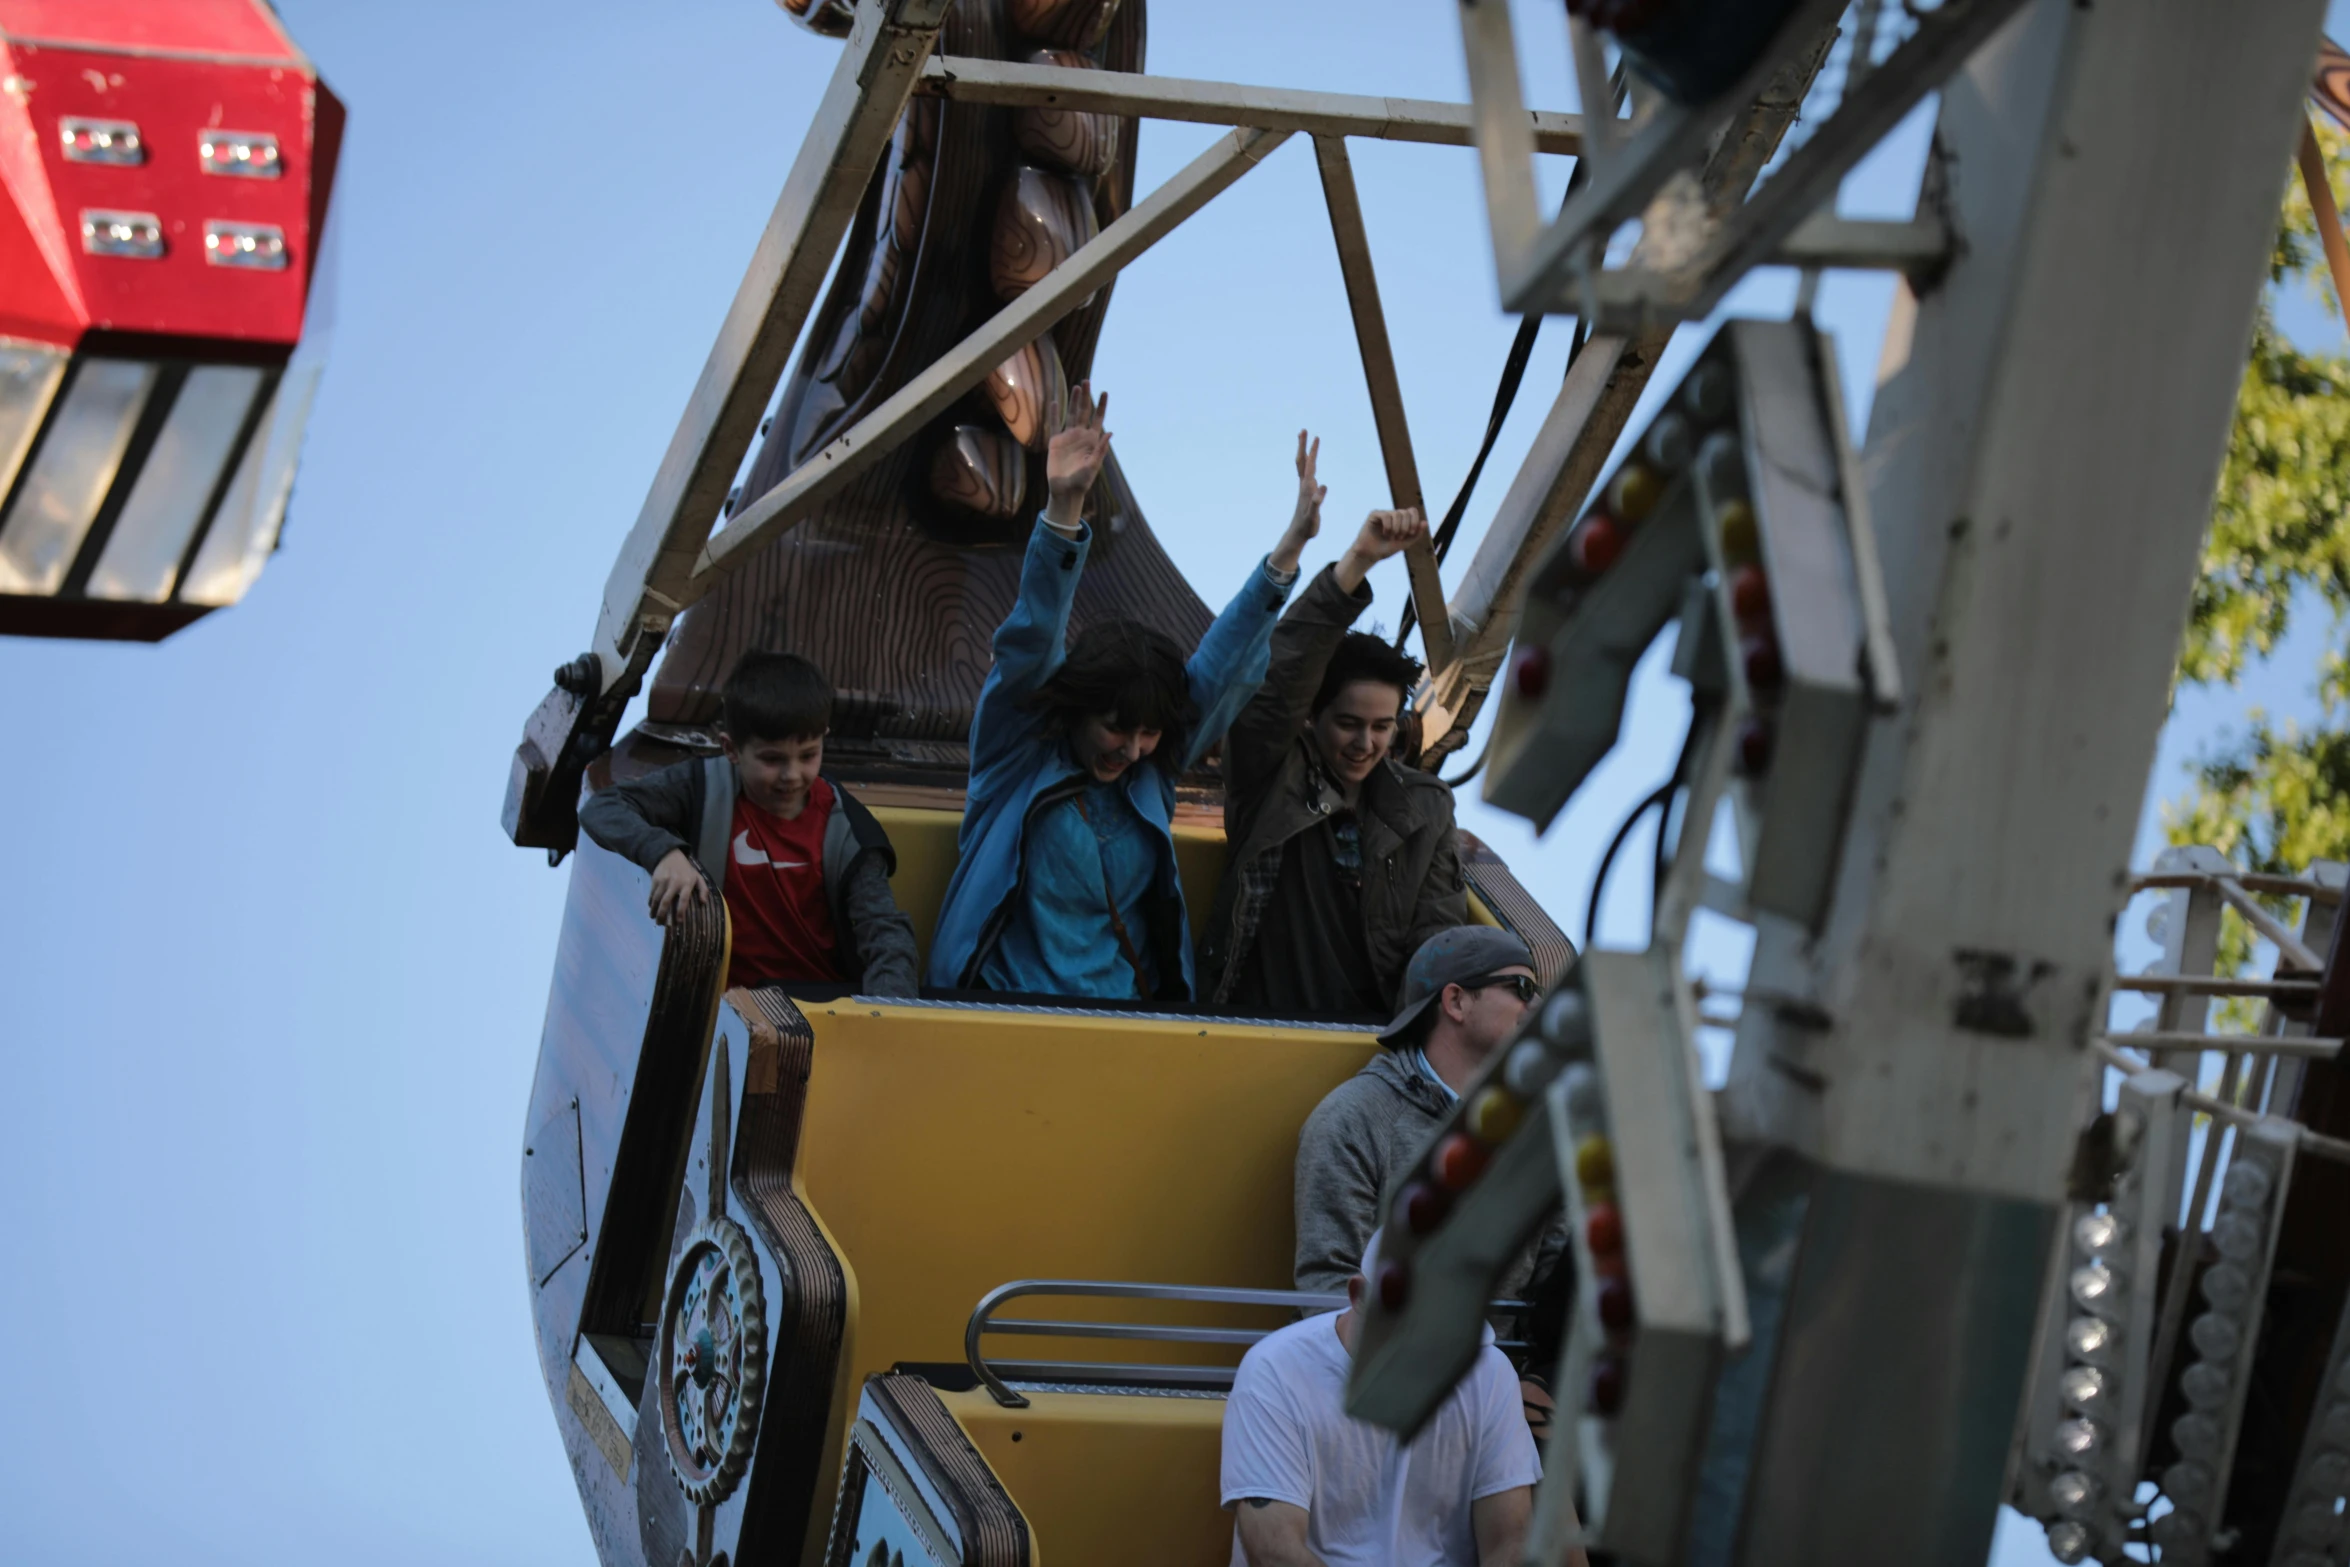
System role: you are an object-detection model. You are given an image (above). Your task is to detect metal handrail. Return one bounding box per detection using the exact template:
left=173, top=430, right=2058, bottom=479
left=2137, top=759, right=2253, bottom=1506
left=965, top=1279, right=1533, bottom=1408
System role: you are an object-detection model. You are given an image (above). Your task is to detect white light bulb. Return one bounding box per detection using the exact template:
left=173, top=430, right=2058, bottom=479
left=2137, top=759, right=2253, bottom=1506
left=1539, top=991, right=1589, bottom=1048
left=2211, top=1214, right=2262, bottom=1264
left=2189, top=1311, right=2241, bottom=1363
left=2054, top=1418, right=2105, bottom=1459
left=2171, top=1414, right=2220, bottom=1461
left=2073, top=1210, right=2125, bottom=1258
left=2048, top=1469, right=2100, bottom=1516
left=2065, top=1316, right=2116, bottom=1367
left=2060, top=1366, right=2111, bottom=1415
left=2150, top=1509, right=2206, bottom=1548
left=2306, top=1448, right=2349, bottom=1495
left=2069, top=1263, right=2125, bottom=1319
left=2045, top=1520, right=2091, bottom=1563
left=2162, top=1460, right=2213, bottom=1506
left=2200, top=1263, right=2251, bottom=1314
left=2292, top=1501, right=2338, bottom=1544
left=1558, top=1062, right=1600, bottom=1129
left=2221, top=1161, right=2273, bottom=1211
left=2180, top=1363, right=2230, bottom=1411
left=1504, top=1039, right=1559, bottom=1098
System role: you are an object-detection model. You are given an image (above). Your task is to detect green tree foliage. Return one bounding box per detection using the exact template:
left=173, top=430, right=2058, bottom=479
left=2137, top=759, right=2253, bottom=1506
left=2165, top=121, right=2350, bottom=925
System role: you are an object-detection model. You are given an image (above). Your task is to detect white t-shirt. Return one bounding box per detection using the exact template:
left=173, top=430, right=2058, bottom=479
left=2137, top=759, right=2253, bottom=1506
left=1221, top=1312, right=1540, bottom=1567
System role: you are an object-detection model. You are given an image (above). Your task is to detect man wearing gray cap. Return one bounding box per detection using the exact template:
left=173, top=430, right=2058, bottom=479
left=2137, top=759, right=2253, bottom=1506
left=1293, top=925, right=1567, bottom=1315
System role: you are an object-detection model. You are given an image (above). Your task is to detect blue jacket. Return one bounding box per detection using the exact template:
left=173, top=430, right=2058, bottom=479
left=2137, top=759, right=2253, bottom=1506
left=927, top=516, right=1295, bottom=996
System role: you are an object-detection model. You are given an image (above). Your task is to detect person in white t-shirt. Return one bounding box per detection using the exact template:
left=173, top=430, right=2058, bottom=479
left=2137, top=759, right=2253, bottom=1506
left=1221, top=1231, right=1567, bottom=1567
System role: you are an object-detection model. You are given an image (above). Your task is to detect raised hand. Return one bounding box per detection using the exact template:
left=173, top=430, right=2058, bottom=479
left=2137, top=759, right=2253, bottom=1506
left=1043, top=380, right=1111, bottom=532
left=1270, top=430, right=1326, bottom=575
left=1334, top=505, right=1428, bottom=592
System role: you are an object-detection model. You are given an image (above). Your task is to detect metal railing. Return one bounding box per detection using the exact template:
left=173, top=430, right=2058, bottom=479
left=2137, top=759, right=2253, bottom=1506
left=965, top=1279, right=1531, bottom=1409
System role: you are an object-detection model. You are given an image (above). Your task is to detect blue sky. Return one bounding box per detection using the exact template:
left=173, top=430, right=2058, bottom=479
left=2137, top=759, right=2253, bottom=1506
left=0, top=2, right=2340, bottom=1561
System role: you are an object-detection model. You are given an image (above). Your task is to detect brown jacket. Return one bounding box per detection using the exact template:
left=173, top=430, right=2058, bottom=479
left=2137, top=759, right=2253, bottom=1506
left=1198, top=564, right=1467, bottom=1008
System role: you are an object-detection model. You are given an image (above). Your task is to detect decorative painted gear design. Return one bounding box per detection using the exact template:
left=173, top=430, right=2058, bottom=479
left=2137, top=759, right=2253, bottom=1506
left=658, top=1216, right=768, bottom=1505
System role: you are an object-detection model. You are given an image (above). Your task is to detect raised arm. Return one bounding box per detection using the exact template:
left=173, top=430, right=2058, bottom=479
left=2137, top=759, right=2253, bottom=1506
left=1226, top=502, right=1429, bottom=801
left=1176, top=431, right=1330, bottom=768
left=968, top=384, right=1111, bottom=771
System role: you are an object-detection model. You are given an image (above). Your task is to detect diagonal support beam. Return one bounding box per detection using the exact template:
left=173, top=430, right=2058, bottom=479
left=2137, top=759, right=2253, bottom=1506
left=693, top=126, right=1292, bottom=587
left=1312, top=135, right=1452, bottom=670
left=593, top=0, right=953, bottom=674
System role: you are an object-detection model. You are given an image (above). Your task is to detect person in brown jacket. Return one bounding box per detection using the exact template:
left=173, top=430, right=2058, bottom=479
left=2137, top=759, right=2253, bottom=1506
left=1198, top=499, right=1468, bottom=1018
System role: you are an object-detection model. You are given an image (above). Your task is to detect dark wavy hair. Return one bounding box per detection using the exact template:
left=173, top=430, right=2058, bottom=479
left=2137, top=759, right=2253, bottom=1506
left=1312, top=632, right=1423, bottom=716
left=1020, top=620, right=1200, bottom=764
left=721, top=651, right=833, bottom=742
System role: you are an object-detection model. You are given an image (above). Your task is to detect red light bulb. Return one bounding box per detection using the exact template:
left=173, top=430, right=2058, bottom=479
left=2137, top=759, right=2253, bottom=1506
left=1589, top=1351, right=1628, bottom=1415
left=1401, top=1181, right=1449, bottom=1237
left=1597, top=1277, right=1635, bottom=1333
left=1729, top=563, right=1770, bottom=625
left=1741, top=633, right=1783, bottom=691
left=1433, top=1132, right=1489, bottom=1193
left=1512, top=643, right=1550, bottom=703
left=1376, top=1260, right=1411, bottom=1312
left=1571, top=514, right=1624, bottom=576
left=1585, top=1201, right=1624, bottom=1256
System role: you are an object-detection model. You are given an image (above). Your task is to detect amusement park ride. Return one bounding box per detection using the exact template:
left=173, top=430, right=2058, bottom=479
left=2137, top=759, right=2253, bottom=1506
left=0, top=0, right=340, bottom=642
left=495, top=0, right=2349, bottom=1564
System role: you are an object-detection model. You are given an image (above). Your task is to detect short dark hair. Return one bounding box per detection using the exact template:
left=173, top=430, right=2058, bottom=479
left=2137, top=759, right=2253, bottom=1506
left=1019, top=619, right=1200, bottom=764
left=1312, top=632, right=1423, bottom=717
left=721, top=651, right=833, bottom=743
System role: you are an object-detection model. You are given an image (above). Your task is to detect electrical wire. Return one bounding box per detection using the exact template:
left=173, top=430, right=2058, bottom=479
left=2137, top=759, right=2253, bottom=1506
left=1441, top=735, right=1491, bottom=790
left=1585, top=781, right=1675, bottom=951
left=1396, top=314, right=1545, bottom=654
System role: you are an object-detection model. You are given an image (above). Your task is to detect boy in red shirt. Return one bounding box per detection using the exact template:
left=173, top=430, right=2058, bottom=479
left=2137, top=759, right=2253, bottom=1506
left=579, top=652, right=918, bottom=995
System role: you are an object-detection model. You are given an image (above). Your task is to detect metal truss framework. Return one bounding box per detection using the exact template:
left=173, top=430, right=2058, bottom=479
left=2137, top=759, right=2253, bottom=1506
left=522, top=0, right=1970, bottom=826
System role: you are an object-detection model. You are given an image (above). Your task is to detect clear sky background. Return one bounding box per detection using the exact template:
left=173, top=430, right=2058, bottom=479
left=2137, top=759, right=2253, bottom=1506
left=1, top=1, right=2341, bottom=1561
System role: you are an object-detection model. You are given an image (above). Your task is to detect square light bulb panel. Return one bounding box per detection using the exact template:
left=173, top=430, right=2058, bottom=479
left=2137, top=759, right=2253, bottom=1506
left=198, top=130, right=281, bottom=179
left=80, top=210, right=164, bottom=259
left=1483, top=317, right=1892, bottom=932
left=61, top=117, right=144, bottom=166
left=203, top=220, right=287, bottom=270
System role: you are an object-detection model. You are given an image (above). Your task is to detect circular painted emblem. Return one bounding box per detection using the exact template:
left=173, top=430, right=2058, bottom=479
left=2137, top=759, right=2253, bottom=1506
left=657, top=1217, right=768, bottom=1505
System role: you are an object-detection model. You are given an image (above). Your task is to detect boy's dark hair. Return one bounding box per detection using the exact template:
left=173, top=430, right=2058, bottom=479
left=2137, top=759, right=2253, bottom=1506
left=1020, top=619, right=1200, bottom=764
left=1311, top=632, right=1423, bottom=717
left=721, top=651, right=833, bottom=743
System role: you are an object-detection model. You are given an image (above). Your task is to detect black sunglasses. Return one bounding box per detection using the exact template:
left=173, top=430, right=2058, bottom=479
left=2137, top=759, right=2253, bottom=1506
left=1460, top=973, right=1541, bottom=1004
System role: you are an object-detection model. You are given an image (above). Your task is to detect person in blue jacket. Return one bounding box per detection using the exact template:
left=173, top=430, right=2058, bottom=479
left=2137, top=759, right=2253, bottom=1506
left=928, top=382, right=1326, bottom=1002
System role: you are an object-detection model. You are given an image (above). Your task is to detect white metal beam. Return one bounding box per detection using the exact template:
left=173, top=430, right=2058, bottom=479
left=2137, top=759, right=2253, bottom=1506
left=591, top=0, right=953, bottom=677
left=692, top=126, right=1291, bottom=586
left=1714, top=0, right=2327, bottom=1554
left=915, top=53, right=1583, bottom=156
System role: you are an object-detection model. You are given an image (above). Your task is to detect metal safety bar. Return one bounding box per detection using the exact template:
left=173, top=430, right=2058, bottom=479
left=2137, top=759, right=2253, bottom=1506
left=966, top=1280, right=1532, bottom=1409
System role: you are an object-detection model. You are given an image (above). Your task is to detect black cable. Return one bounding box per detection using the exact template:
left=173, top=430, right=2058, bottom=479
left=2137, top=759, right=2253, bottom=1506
left=1585, top=780, right=1675, bottom=951
left=1441, top=734, right=1491, bottom=789
left=1651, top=700, right=1714, bottom=904
left=1396, top=314, right=1545, bottom=654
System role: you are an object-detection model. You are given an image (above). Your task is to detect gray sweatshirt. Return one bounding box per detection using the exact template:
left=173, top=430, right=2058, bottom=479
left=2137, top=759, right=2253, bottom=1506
left=1293, top=1047, right=1569, bottom=1330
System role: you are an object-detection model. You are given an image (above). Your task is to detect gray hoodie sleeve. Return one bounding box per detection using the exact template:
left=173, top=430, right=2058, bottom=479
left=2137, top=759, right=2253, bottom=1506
left=1293, top=1084, right=1392, bottom=1299
left=577, top=762, right=704, bottom=875
left=843, top=853, right=920, bottom=998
